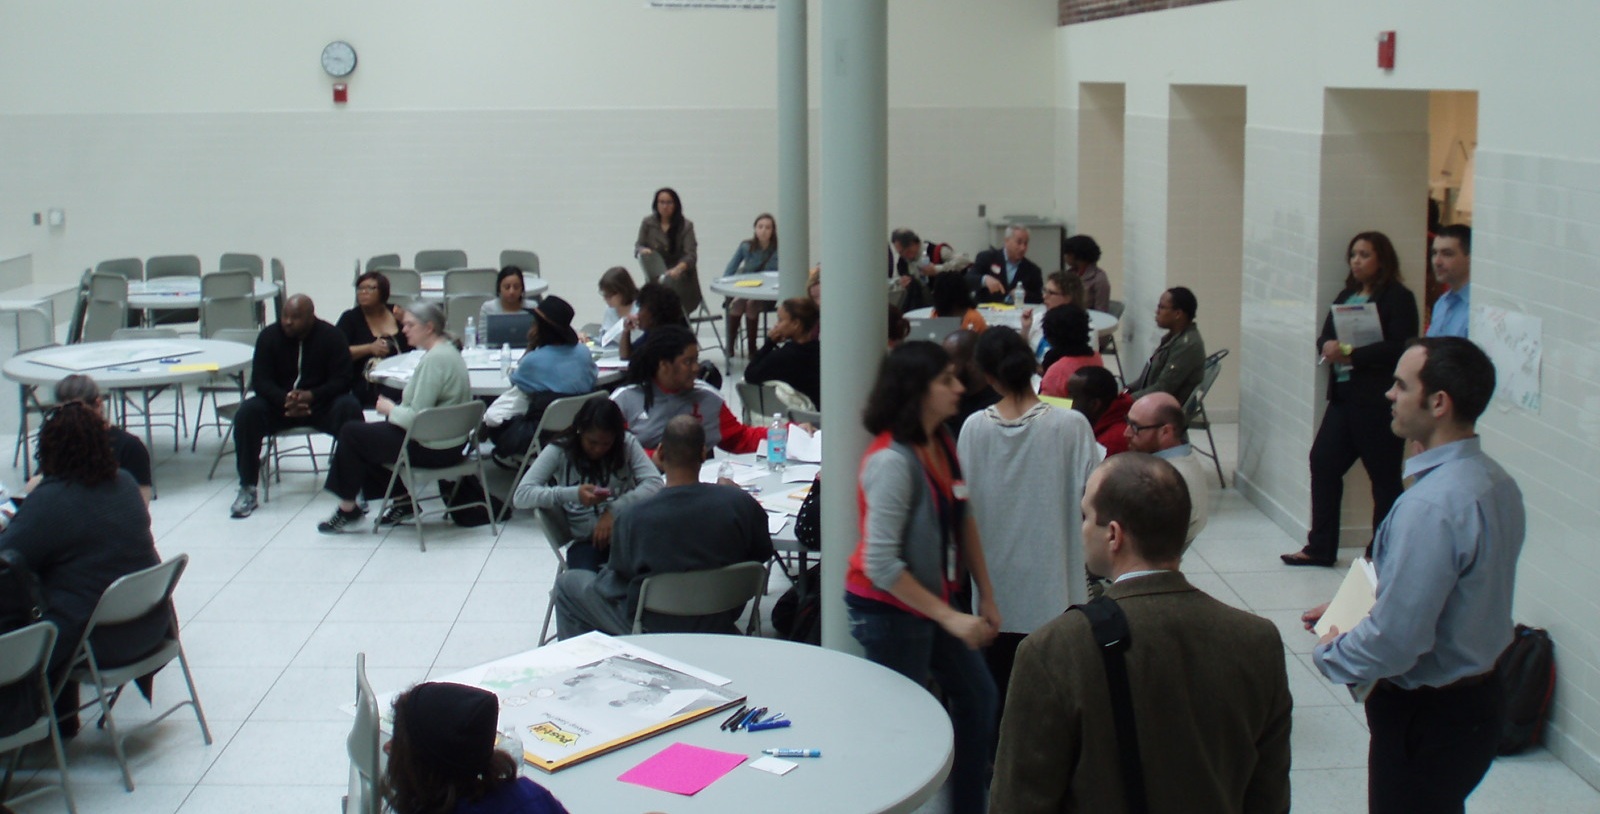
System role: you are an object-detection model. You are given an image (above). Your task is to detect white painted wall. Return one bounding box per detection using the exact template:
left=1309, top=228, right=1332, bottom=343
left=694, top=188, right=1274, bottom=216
left=0, top=0, right=1058, bottom=320
left=1057, top=0, right=1600, bottom=787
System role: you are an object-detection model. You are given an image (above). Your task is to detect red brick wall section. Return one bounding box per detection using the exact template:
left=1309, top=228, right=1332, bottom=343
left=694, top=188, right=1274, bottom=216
left=1059, top=0, right=1230, bottom=26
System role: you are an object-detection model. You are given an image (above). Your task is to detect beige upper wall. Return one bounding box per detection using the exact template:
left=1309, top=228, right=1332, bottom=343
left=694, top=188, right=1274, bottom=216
left=0, top=0, right=1058, bottom=113
left=1055, top=0, right=1600, bottom=159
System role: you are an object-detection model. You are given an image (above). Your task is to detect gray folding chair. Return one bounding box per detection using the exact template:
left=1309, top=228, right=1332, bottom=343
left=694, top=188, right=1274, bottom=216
left=415, top=249, right=467, bottom=273
left=344, top=652, right=381, bottom=814
left=534, top=508, right=574, bottom=646
left=12, top=306, right=57, bottom=478
left=269, top=258, right=288, bottom=320
left=688, top=297, right=724, bottom=357
left=218, top=253, right=264, bottom=279
left=735, top=380, right=781, bottom=426
left=499, top=250, right=541, bottom=279
left=381, top=269, right=422, bottom=309
left=199, top=270, right=258, bottom=337
left=0, top=622, right=76, bottom=814
left=1102, top=299, right=1125, bottom=383
left=497, top=390, right=609, bottom=525
left=95, top=257, right=143, bottom=282
left=787, top=407, right=821, bottom=429
left=443, top=268, right=499, bottom=298
left=57, top=554, right=212, bottom=792
left=373, top=400, right=496, bottom=551
left=193, top=328, right=256, bottom=452
left=1184, top=348, right=1230, bottom=487
left=632, top=561, right=769, bottom=635
left=445, top=295, right=491, bottom=338
left=80, top=272, right=129, bottom=343
left=366, top=254, right=401, bottom=272
left=145, top=255, right=202, bottom=325
left=65, top=269, right=92, bottom=345
left=109, top=327, right=188, bottom=452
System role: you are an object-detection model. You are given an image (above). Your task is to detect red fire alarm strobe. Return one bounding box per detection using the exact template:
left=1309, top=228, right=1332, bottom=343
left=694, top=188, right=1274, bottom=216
left=333, top=83, right=349, bottom=104
left=1377, top=31, right=1396, bottom=70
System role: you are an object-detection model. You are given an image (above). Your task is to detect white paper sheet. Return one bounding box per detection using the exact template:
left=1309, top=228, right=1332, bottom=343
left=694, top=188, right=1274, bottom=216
left=781, top=464, right=820, bottom=483
left=784, top=425, right=822, bottom=463
left=766, top=512, right=789, bottom=535
left=1330, top=302, right=1384, bottom=349
left=600, top=317, right=627, bottom=347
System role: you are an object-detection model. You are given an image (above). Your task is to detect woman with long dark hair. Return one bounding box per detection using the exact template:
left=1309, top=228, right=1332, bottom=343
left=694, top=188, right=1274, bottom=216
left=1, top=399, right=162, bottom=737
left=930, top=270, right=987, bottom=333
left=1038, top=304, right=1103, bottom=398
left=512, top=398, right=662, bottom=571
left=1283, top=230, right=1419, bottom=566
left=721, top=212, right=779, bottom=357
left=478, top=266, right=532, bottom=323
left=743, top=296, right=821, bottom=408
left=846, top=341, right=1001, bottom=814
left=382, top=682, right=567, bottom=814
left=635, top=186, right=701, bottom=313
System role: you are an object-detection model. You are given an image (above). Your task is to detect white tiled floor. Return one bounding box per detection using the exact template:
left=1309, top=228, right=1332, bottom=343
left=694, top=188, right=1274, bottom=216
left=6, top=400, right=1599, bottom=813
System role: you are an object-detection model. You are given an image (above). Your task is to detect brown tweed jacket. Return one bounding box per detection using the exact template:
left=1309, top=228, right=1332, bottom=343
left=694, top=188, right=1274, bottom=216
left=990, top=571, right=1292, bottom=814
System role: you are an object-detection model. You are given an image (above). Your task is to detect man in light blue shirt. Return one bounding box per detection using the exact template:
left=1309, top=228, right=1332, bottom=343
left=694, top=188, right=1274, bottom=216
left=1426, top=224, right=1471, bottom=338
left=1310, top=336, right=1523, bottom=814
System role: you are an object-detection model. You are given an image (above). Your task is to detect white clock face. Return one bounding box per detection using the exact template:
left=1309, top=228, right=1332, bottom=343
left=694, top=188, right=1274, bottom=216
left=321, top=41, right=357, bottom=77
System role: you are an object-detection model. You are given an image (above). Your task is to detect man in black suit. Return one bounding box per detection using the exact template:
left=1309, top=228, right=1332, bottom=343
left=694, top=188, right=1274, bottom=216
left=972, top=225, right=1043, bottom=304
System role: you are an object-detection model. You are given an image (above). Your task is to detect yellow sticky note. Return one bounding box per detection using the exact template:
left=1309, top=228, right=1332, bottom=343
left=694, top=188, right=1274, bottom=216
left=1039, top=395, right=1074, bottom=410
left=733, top=279, right=763, bottom=288
left=169, top=363, right=220, bottom=372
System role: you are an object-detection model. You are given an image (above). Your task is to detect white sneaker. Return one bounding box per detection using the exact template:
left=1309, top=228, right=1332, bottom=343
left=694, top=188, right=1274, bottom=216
left=230, top=487, right=258, bottom=519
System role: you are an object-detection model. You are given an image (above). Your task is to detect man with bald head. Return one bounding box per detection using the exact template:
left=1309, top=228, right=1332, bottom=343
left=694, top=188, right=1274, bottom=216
left=1124, top=392, right=1210, bottom=547
left=230, top=295, right=361, bottom=518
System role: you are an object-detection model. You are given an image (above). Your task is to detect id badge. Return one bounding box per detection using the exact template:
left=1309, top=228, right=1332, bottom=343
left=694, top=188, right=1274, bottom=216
left=951, top=481, right=969, bottom=501
left=946, top=541, right=959, bottom=584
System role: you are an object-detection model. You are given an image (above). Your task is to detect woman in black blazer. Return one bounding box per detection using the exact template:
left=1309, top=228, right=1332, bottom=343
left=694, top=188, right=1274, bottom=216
left=1283, top=231, right=1418, bottom=566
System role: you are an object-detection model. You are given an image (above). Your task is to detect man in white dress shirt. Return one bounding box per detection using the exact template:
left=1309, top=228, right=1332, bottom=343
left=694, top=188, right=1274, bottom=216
left=1124, top=392, right=1209, bottom=547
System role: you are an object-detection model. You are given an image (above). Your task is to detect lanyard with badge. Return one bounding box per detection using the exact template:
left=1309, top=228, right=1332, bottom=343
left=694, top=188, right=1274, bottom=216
left=916, top=436, right=967, bottom=586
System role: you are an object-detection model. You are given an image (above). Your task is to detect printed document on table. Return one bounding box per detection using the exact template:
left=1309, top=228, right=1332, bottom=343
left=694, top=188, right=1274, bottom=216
left=785, top=425, right=822, bottom=463
left=1330, top=302, right=1383, bottom=349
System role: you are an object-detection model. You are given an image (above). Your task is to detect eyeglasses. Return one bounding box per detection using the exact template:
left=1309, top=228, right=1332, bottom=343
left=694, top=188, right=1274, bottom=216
left=1043, top=288, right=1063, bottom=298
left=1125, top=419, right=1165, bottom=434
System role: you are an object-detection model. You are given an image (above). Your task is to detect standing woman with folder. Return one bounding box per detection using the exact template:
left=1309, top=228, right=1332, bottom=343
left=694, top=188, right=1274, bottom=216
left=635, top=186, right=701, bottom=314
left=1283, top=231, right=1418, bottom=567
left=846, top=341, right=1001, bottom=814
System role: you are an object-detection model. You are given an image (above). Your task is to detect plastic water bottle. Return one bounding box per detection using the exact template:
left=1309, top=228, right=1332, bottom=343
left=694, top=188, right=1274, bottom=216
left=767, top=414, right=788, bottom=472
left=496, top=726, right=525, bottom=776
left=717, top=460, right=735, bottom=483
left=1010, top=282, right=1025, bottom=307
left=500, top=342, right=513, bottom=376
left=464, top=317, right=477, bottom=350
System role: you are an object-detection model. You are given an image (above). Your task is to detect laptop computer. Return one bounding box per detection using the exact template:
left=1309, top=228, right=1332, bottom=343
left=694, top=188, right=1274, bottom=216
left=483, top=311, right=534, bottom=347
left=904, top=316, right=963, bottom=344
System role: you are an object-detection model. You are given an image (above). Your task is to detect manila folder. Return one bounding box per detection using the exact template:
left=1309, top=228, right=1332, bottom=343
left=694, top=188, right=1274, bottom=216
left=1314, top=559, right=1377, bottom=638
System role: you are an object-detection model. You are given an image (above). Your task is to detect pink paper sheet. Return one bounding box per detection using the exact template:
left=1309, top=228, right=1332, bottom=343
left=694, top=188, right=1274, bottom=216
left=618, top=742, right=748, bottom=796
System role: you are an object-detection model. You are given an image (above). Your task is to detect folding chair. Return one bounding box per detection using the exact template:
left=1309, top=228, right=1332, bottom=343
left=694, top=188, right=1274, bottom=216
left=1101, top=299, right=1125, bottom=383
left=95, top=257, right=143, bottom=282
left=366, top=254, right=401, bottom=273
left=109, top=327, right=189, bottom=452
left=343, top=653, right=381, bottom=814
left=499, top=250, right=541, bottom=279
left=269, top=258, right=288, bottom=321
left=497, top=391, right=609, bottom=526
left=12, top=306, right=57, bottom=479
left=688, top=298, right=724, bottom=358
left=445, top=295, right=491, bottom=339
left=380, top=269, right=422, bottom=310
left=632, top=561, right=769, bottom=636
left=192, top=328, right=258, bottom=451
left=0, top=622, right=77, bottom=814
left=415, top=250, right=467, bottom=273
left=1184, top=348, right=1230, bottom=487
left=443, top=268, right=498, bottom=298
left=199, top=270, right=258, bottom=337
left=56, top=555, right=212, bottom=792
left=373, top=400, right=496, bottom=551
left=144, top=254, right=201, bottom=326
left=218, top=253, right=264, bottom=279
left=534, top=508, right=574, bottom=646
left=734, top=380, right=781, bottom=426
left=80, top=272, right=129, bottom=343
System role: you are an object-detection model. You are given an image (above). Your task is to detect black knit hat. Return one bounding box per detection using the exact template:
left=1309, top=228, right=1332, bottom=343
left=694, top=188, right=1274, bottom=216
left=401, top=682, right=499, bottom=779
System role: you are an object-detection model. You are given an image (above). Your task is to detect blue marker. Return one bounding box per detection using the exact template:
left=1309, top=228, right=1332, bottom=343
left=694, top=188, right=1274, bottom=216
left=762, top=748, right=820, bottom=758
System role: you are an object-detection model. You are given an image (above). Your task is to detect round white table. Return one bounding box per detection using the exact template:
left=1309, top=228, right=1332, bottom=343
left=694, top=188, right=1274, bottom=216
left=709, top=271, right=782, bottom=302
left=3, top=338, right=255, bottom=454
left=418, top=271, right=549, bottom=303
left=126, top=278, right=279, bottom=310
left=369, top=346, right=622, bottom=398
left=905, top=303, right=1118, bottom=336
left=529, top=634, right=953, bottom=814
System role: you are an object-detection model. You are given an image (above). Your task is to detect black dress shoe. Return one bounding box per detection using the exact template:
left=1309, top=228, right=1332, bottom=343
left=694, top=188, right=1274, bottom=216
left=1280, top=551, right=1336, bottom=567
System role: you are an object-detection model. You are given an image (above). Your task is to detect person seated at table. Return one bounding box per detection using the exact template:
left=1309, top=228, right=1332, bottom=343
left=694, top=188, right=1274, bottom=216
left=1125, top=285, right=1206, bottom=405
left=1018, top=270, right=1084, bottom=360
left=930, top=270, right=987, bottom=333
left=336, top=271, right=411, bottom=407
left=232, top=295, right=363, bottom=519
left=477, top=265, right=533, bottom=324
left=888, top=229, right=971, bottom=312
left=635, top=186, right=701, bottom=313
left=616, top=281, right=685, bottom=361
left=0, top=398, right=164, bottom=739
left=1063, top=233, right=1110, bottom=312
left=743, top=297, right=821, bottom=409
left=1066, top=365, right=1132, bottom=456
left=487, top=296, right=599, bottom=465
left=611, top=326, right=766, bottom=455
left=722, top=212, right=779, bottom=359
left=318, top=302, right=472, bottom=533
left=587, top=265, right=638, bottom=345
left=21, top=374, right=153, bottom=505
left=941, top=329, right=999, bottom=439
left=1038, top=304, right=1104, bottom=399
left=551, top=415, right=773, bottom=639
left=970, top=225, right=1043, bottom=304
left=512, top=399, right=662, bottom=572
left=383, top=682, right=569, bottom=814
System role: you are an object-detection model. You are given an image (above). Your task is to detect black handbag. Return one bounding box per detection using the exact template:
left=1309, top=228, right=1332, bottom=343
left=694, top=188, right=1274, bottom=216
left=0, top=549, right=45, bottom=634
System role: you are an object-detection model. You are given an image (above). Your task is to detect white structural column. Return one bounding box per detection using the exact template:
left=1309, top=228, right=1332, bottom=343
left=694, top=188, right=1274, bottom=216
left=776, top=0, right=810, bottom=299
left=817, top=0, right=887, bottom=653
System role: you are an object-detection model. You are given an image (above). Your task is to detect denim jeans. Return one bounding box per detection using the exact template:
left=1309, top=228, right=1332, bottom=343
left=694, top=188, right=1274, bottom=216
left=849, top=602, right=998, bottom=814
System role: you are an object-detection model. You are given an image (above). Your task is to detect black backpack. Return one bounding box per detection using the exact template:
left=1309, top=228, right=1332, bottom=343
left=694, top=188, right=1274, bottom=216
left=1495, top=624, right=1555, bottom=755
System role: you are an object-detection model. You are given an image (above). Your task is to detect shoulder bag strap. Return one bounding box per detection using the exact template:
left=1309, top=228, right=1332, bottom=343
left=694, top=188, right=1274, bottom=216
left=1068, top=595, right=1148, bottom=814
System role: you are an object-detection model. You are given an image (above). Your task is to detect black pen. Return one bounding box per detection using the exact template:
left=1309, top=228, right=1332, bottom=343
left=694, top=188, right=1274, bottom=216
left=720, top=705, right=749, bottom=731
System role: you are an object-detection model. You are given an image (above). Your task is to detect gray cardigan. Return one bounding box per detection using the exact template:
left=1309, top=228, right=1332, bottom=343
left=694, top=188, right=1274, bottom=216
left=859, top=440, right=955, bottom=598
